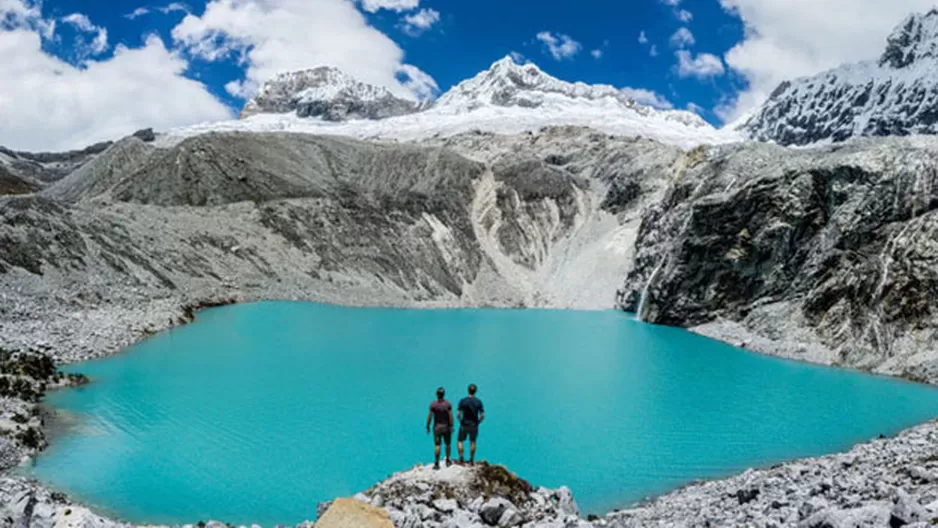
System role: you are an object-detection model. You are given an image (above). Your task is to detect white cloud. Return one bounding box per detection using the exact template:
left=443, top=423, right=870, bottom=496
left=401, top=7, right=438, bottom=36
left=669, top=27, right=695, bottom=48
left=509, top=51, right=526, bottom=64
left=660, top=0, right=681, bottom=5
left=0, top=27, right=230, bottom=151
left=172, top=0, right=436, bottom=101
left=160, top=2, right=189, bottom=14
left=621, top=87, right=674, bottom=109
left=718, top=0, right=938, bottom=121
left=677, top=9, right=693, bottom=22
left=126, top=3, right=189, bottom=19
left=61, top=13, right=108, bottom=55
left=675, top=50, right=725, bottom=78
left=686, top=102, right=705, bottom=114
left=125, top=7, right=150, bottom=19
left=638, top=30, right=648, bottom=44
left=650, top=44, right=659, bottom=57
left=535, top=31, right=582, bottom=60
left=591, top=48, right=602, bottom=59
left=360, top=0, right=418, bottom=13
left=396, top=63, right=438, bottom=100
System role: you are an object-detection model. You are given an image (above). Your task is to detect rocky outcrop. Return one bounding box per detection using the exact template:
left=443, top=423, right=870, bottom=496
left=617, top=136, right=938, bottom=382
left=241, top=67, right=421, bottom=121
left=742, top=9, right=938, bottom=146
left=326, top=463, right=589, bottom=528
left=316, top=498, right=393, bottom=528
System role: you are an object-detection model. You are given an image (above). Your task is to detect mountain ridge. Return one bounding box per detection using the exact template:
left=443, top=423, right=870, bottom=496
left=741, top=9, right=938, bottom=146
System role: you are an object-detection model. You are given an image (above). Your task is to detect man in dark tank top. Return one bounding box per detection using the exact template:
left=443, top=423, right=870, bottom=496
left=426, top=386, right=454, bottom=469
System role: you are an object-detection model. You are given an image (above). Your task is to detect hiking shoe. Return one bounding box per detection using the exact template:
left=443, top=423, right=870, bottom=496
left=433, top=462, right=440, bottom=470
left=446, top=459, right=453, bottom=467
left=458, top=457, right=465, bottom=465
left=469, top=460, right=475, bottom=467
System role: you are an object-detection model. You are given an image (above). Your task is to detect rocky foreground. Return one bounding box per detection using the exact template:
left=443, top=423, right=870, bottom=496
left=6, top=423, right=938, bottom=528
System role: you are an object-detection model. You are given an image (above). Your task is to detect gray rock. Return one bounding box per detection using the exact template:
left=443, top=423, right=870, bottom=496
left=496, top=507, right=523, bottom=527
left=480, top=498, right=513, bottom=525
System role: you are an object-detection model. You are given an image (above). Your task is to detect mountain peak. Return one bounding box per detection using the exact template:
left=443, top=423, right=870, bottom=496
left=880, top=9, right=938, bottom=68
left=743, top=9, right=938, bottom=145
left=241, top=66, right=419, bottom=121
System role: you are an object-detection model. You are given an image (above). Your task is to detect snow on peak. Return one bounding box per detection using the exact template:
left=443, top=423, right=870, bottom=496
left=742, top=9, right=938, bottom=146
left=880, top=9, right=938, bottom=68
left=168, top=57, right=735, bottom=149
left=242, top=66, right=419, bottom=121
left=433, top=56, right=712, bottom=131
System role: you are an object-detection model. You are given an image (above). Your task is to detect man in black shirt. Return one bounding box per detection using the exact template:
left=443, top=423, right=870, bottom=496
left=457, top=383, right=485, bottom=465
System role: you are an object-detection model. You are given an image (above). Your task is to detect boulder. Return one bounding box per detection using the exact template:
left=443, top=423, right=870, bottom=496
left=316, top=498, right=393, bottom=528
left=479, top=497, right=513, bottom=526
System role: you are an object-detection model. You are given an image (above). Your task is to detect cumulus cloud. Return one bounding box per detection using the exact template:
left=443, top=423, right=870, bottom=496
left=591, top=48, right=602, bottom=59
left=401, top=7, right=439, bottom=36
left=61, top=13, right=108, bottom=55
left=360, top=0, right=418, bottom=13
left=718, top=0, right=938, bottom=120
left=621, top=87, right=674, bottom=109
left=0, top=28, right=230, bottom=151
left=535, top=31, right=582, bottom=60
left=638, top=30, right=648, bottom=44
left=650, top=44, right=659, bottom=57
left=172, top=0, right=436, bottom=101
left=675, top=50, right=725, bottom=78
left=669, top=27, right=695, bottom=48
left=677, top=9, right=693, bottom=22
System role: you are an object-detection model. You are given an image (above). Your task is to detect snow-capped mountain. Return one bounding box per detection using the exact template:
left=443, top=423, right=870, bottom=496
left=434, top=56, right=712, bottom=129
left=742, top=9, right=938, bottom=146
left=190, top=56, right=735, bottom=148
left=241, top=67, right=421, bottom=121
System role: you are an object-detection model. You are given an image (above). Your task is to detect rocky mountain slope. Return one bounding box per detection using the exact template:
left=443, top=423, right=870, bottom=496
left=170, top=57, right=733, bottom=148
left=0, top=127, right=683, bottom=364
left=618, top=136, right=938, bottom=383
left=742, top=9, right=938, bottom=146
left=240, top=67, right=421, bottom=121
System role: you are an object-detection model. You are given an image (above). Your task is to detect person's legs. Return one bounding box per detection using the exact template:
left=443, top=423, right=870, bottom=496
left=457, top=427, right=467, bottom=463
left=434, top=429, right=442, bottom=469
left=469, top=427, right=478, bottom=463
left=444, top=428, right=453, bottom=466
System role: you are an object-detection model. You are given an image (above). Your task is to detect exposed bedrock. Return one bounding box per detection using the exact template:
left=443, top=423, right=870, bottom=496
left=617, top=137, right=938, bottom=383
left=0, top=128, right=684, bottom=363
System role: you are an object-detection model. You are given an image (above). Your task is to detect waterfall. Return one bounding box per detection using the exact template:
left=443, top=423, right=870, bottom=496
left=636, top=259, right=665, bottom=322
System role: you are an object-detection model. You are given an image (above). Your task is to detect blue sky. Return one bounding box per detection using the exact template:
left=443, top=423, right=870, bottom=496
left=2, top=0, right=934, bottom=151
left=34, top=0, right=745, bottom=122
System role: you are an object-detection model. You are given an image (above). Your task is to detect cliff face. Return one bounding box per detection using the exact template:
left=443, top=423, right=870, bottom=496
left=0, top=127, right=682, bottom=363
left=617, top=137, right=938, bottom=382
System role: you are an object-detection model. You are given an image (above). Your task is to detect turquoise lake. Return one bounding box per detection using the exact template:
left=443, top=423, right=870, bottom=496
left=32, top=302, right=938, bottom=525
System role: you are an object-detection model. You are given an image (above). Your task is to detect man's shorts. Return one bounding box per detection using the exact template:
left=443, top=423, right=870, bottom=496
left=458, top=424, right=478, bottom=442
left=434, top=425, right=452, bottom=445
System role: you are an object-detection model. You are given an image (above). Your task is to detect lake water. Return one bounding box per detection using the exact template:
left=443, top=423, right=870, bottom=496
left=32, top=302, right=938, bottom=525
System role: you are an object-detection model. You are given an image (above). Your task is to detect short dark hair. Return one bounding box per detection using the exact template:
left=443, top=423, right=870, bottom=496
left=436, top=387, right=445, bottom=398
left=468, top=384, right=477, bottom=395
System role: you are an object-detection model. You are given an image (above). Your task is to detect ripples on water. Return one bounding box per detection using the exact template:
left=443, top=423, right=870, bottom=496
left=33, top=302, right=938, bottom=525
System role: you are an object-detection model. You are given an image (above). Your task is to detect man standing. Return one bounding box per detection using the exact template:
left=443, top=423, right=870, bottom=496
left=457, top=384, right=485, bottom=465
left=426, top=386, right=454, bottom=470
